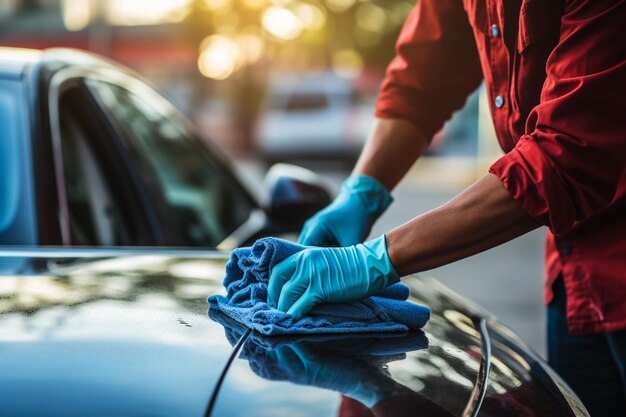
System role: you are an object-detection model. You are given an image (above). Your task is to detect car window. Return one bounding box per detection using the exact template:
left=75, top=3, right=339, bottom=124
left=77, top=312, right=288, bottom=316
left=58, top=85, right=135, bottom=246
left=86, top=79, right=256, bottom=247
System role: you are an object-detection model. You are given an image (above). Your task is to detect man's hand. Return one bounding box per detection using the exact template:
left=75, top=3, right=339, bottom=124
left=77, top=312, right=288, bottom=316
left=298, top=175, right=392, bottom=247
left=268, top=235, right=399, bottom=320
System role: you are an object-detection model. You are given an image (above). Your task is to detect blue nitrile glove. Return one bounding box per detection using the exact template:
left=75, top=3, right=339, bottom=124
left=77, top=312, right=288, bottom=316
left=298, top=175, right=393, bottom=247
left=268, top=235, right=399, bottom=320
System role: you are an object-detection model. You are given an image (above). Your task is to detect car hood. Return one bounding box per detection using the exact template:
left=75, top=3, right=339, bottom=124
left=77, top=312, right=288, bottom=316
left=0, top=251, right=585, bottom=417
left=0, top=252, right=239, bottom=417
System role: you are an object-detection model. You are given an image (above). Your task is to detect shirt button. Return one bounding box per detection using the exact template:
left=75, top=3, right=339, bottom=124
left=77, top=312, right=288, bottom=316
left=491, top=24, right=500, bottom=38
left=494, top=95, right=505, bottom=108
left=560, top=243, right=573, bottom=255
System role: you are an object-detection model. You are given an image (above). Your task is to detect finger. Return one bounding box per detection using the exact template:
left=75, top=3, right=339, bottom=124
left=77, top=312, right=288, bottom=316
left=277, top=275, right=310, bottom=313
left=299, top=223, right=338, bottom=247
left=267, top=255, right=298, bottom=308
left=298, top=221, right=326, bottom=246
left=286, top=289, right=320, bottom=321
left=336, top=227, right=364, bottom=247
left=297, top=219, right=315, bottom=245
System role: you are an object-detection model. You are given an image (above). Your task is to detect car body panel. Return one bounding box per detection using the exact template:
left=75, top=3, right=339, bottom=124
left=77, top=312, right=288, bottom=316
left=212, top=279, right=588, bottom=417
left=0, top=250, right=588, bottom=416
left=0, top=252, right=241, bottom=417
left=479, top=320, right=588, bottom=416
left=211, top=311, right=484, bottom=417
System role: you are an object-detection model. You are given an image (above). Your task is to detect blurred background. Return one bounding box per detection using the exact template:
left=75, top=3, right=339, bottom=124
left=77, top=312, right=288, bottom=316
left=0, top=0, right=547, bottom=356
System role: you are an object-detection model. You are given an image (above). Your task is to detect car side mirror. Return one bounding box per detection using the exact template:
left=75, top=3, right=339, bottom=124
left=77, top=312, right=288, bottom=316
left=263, top=163, right=332, bottom=233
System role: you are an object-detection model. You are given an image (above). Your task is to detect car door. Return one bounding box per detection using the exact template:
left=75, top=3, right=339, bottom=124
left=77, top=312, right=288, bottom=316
left=83, top=74, right=262, bottom=249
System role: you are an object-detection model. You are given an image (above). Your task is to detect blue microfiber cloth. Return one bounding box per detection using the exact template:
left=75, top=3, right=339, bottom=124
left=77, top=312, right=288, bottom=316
left=207, top=237, right=430, bottom=336
left=210, top=309, right=428, bottom=384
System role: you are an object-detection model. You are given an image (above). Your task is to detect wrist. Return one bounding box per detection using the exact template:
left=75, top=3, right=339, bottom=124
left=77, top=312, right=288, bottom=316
left=342, top=175, right=393, bottom=217
left=360, top=235, right=400, bottom=286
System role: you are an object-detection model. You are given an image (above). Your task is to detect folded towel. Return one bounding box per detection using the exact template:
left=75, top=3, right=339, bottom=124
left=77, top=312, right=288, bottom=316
left=207, top=237, right=430, bottom=336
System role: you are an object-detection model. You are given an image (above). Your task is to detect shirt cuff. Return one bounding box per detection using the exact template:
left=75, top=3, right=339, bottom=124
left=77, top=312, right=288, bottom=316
left=489, top=135, right=577, bottom=234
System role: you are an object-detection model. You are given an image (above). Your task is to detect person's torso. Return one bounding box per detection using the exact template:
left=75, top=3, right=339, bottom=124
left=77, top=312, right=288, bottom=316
left=463, top=0, right=563, bottom=152
left=462, top=0, right=626, bottom=334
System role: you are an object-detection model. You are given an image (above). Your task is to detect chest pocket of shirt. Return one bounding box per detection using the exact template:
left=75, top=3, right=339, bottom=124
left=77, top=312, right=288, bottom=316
left=518, top=0, right=559, bottom=53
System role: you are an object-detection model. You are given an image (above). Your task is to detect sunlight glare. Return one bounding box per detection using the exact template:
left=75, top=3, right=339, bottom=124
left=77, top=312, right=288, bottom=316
left=204, top=0, right=233, bottom=12
left=198, top=35, right=240, bottom=80
left=356, top=3, right=387, bottom=33
left=262, top=7, right=303, bottom=40
left=106, top=0, right=191, bottom=26
left=293, top=2, right=326, bottom=31
left=62, top=0, right=92, bottom=31
left=325, top=0, right=356, bottom=13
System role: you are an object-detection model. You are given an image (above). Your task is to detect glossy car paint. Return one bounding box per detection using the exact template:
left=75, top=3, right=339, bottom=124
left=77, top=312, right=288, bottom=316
left=0, top=252, right=241, bottom=416
left=0, top=251, right=588, bottom=417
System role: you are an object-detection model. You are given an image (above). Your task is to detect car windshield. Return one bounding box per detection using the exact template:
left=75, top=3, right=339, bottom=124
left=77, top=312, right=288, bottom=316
left=87, top=79, right=256, bottom=247
left=0, top=80, right=20, bottom=233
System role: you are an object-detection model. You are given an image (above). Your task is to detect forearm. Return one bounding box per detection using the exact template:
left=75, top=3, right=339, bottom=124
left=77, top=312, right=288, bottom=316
left=353, top=118, right=430, bottom=191
left=386, top=173, right=541, bottom=276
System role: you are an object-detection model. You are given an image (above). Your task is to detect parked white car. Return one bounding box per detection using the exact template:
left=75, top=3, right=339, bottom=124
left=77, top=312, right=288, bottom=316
left=254, top=72, right=373, bottom=162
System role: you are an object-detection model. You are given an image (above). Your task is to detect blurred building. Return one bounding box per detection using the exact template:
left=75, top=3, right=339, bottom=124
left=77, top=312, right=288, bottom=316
left=0, top=0, right=492, bottom=162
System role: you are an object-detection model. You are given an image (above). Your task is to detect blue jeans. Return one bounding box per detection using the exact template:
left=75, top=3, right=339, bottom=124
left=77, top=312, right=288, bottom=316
left=547, top=277, right=626, bottom=416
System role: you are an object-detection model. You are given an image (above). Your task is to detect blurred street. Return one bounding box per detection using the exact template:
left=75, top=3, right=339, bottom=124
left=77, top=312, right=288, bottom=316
left=234, top=158, right=547, bottom=358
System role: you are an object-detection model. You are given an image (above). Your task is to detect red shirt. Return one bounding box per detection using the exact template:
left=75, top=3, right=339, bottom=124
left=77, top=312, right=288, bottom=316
left=376, top=0, right=626, bottom=334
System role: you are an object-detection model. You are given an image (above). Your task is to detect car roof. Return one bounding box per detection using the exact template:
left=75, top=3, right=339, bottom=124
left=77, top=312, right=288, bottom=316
left=0, top=46, right=126, bottom=79
left=0, top=47, right=43, bottom=78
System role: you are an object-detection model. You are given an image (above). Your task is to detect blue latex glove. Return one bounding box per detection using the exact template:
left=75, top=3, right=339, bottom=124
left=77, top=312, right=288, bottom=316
left=268, top=235, right=400, bottom=320
left=298, top=175, right=393, bottom=247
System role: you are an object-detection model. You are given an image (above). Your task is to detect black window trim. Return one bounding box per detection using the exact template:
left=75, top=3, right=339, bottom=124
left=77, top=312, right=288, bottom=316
left=47, top=66, right=165, bottom=246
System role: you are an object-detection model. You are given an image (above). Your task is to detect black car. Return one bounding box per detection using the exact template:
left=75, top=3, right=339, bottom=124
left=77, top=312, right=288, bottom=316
left=0, top=47, right=330, bottom=249
left=0, top=47, right=589, bottom=416
left=0, top=250, right=589, bottom=416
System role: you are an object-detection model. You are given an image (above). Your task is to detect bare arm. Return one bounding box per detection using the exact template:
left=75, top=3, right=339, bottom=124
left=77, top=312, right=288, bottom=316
left=352, top=117, right=539, bottom=275
left=387, top=173, right=541, bottom=276
left=352, top=118, right=430, bottom=191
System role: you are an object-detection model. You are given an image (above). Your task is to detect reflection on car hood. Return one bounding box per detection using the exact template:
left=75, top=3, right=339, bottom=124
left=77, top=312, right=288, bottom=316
left=0, top=252, right=585, bottom=417
left=0, top=253, right=238, bottom=417
left=212, top=277, right=488, bottom=417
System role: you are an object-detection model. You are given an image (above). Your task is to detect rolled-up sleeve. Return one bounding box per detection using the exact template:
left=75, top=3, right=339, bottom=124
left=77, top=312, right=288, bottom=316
left=375, top=0, right=483, bottom=139
left=490, top=0, right=626, bottom=234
